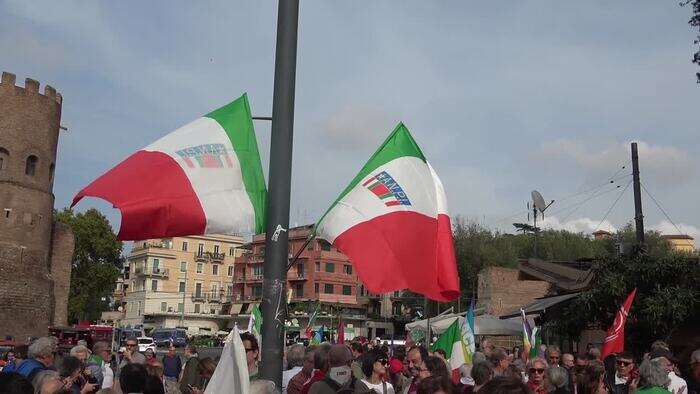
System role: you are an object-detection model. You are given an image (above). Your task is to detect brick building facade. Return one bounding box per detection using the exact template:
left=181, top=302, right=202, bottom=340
left=477, top=266, right=550, bottom=317
left=232, top=225, right=361, bottom=306
left=0, top=72, right=74, bottom=340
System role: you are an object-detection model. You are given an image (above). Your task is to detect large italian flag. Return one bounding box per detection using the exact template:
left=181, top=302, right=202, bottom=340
left=72, top=94, right=267, bottom=240
left=315, top=123, right=459, bottom=301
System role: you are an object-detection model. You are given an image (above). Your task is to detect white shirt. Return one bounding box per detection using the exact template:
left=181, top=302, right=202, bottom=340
left=615, top=374, right=628, bottom=385
left=668, top=371, right=687, bottom=394
left=282, top=366, right=303, bottom=394
left=362, top=379, right=395, bottom=394
left=102, top=363, right=114, bottom=389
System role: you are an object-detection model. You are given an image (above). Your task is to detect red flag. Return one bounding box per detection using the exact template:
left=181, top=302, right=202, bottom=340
left=600, top=289, right=637, bottom=359
left=337, top=315, right=345, bottom=344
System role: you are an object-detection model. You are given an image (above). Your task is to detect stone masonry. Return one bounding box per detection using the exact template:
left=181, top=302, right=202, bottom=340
left=477, top=266, right=550, bottom=316
left=0, top=71, right=74, bottom=340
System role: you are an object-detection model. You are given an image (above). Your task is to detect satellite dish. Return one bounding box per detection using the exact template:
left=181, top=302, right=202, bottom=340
left=531, top=190, right=547, bottom=213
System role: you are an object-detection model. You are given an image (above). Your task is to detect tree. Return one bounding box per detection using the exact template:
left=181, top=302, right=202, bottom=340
left=550, top=229, right=700, bottom=354
left=682, top=0, right=700, bottom=83
left=55, top=208, right=122, bottom=323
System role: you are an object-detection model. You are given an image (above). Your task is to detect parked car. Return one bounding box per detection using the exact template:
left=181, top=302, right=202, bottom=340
left=137, top=337, right=156, bottom=353
left=150, top=328, right=187, bottom=347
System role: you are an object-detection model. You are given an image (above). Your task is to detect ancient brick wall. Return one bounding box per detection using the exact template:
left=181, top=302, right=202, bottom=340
left=478, top=266, right=550, bottom=316
left=50, top=222, right=74, bottom=327
left=0, top=71, right=71, bottom=340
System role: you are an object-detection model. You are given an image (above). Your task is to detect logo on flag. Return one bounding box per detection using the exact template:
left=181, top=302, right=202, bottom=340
left=176, top=143, right=234, bottom=169
left=363, top=171, right=411, bottom=207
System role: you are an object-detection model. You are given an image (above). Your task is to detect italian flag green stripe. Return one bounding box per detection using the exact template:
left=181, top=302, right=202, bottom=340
left=206, top=94, right=267, bottom=234
left=316, top=123, right=426, bottom=226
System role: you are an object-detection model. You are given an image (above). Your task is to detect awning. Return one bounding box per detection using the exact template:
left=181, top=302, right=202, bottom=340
left=500, top=293, right=580, bottom=319
left=229, top=304, right=243, bottom=315
left=405, top=313, right=522, bottom=336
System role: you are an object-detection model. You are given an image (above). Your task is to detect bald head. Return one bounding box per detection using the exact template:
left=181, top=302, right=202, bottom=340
left=328, top=344, right=352, bottom=368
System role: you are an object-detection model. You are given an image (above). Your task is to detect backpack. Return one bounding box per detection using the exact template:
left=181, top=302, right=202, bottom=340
left=321, top=375, right=372, bottom=394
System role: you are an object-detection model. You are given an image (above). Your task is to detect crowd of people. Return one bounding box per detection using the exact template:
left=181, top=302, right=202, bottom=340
left=1, top=334, right=699, bottom=394
left=0, top=336, right=215, bottom=394
left=278, top=338, right=700, bottom=394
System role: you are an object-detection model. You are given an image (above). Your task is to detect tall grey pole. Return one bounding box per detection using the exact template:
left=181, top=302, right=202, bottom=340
left=261, top=0, right=299, bottom=387
left=631, top=142, right=645, bottom=245
left=180, top=269, right=187, bottom=326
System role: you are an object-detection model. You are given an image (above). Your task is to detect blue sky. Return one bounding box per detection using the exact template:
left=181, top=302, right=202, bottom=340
left=2, top=1, right=699, bottom=239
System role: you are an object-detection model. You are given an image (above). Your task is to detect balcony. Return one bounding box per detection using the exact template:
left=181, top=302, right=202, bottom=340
left=247, top=275, right=263, bottom=283
left=289, top=273, right=307, bottom=281
left=134, top=267, right=169, bottom=278
left=191, top=293, right=206, bottom=302
left=206, top=293, right=224, bottom=303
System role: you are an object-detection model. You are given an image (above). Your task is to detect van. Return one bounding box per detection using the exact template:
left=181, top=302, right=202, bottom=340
left=150, top=328, right=187, bottom=347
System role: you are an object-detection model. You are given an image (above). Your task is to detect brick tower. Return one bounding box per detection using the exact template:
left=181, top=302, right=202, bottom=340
left=0, top=72, right=74, bottom=340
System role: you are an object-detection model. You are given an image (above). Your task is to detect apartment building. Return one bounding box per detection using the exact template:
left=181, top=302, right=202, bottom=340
left=232, top=225, right=361, bottom=306
left=121, top=234, right=245, bottom=334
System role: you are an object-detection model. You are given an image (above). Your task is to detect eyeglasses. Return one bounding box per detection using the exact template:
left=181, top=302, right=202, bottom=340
left=529, top=368, right=545, bottom=374
left=616, top=360, right=633, bottom=366
left=378, top=358, right=388, bottom=365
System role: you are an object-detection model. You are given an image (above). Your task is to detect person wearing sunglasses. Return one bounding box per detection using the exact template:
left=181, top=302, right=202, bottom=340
left=119, top=337, right=146, bottom=372
left=240, top=332, right=260, bottom=380
left=527, top=358, right=548, bottom=394
left=361, top=351, right=395, bottom=394
left=611, top=352, right=636, bottom=394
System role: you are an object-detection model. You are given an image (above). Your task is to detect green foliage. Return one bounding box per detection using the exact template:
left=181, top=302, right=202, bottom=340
left=55, top=208, right=122, bottom=323
left=451, top=218, right=603, bottom=309
left=681, top=0, right=699, bottom=83
left=551, top=242, right=700, bottom=353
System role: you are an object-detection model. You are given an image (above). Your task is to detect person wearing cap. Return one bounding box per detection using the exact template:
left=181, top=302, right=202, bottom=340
left=649, top=348, right=687, bottom=394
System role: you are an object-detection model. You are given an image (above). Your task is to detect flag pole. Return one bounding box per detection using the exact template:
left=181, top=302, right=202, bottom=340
left=261, top=0, right=299, bottom=388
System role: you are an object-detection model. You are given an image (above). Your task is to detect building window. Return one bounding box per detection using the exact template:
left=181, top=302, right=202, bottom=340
left=196, top=263, right=203, bottom=273
left=161, top=302, right=167, bottom=312
left=195, top=283, right=202, bottom=297
left=344, top=265, right=352, bottom=275
left=315, top=262, right=320, bottom=272
left=321, top=242, right=331, bottom=251
left=180, top=262, right=187, bottom=272
left=25, top=155, right=38, bottom=176
left=229, top=247, right=235, bottom=256
left=0, top=147, right=8, bottom=170
left=253, top=265, right=263, bottom=277
left=212, top=264, right=219, bottom=275
left=49, top=163, right=55, bottom=182
left=211, top=283, right=219, bottom=294
left=182, top=241, right=188, bottom=251
left=342, top=285, right=352, bottom=296
left=307, top=242, right=314, bottom=251
left=179, top=282, right=185, bottom=293
left=295, top=283, right=304, bottom=298
left=325, top=263, right=335, bottom=273
left=194, top=304, right=201, bottom=313
left=3, top=209, right=10, bottom=219
left=152, top=258, right=160, bottom=272
left=214, top=245, right=220, bottom=254
left=297, top=263, right=304, bottom=277
left=314, top=283, right=319, bottom=293
left=253, top=285, right=263, bottom=297
left=228, top=266, right=234, bottom=276
left=324, top=284, right=334, bottom=294
left=197, top=243, right=204, bottom=256
left=227, top=284, right=233, bottom=296
left=177, top=303, right=184, bottom=313
left=151, top=280, right=158, bottom=291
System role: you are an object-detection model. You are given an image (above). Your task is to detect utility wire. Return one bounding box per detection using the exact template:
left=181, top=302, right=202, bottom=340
left=593, top=180, right=632, bottom=232
left=640, top=181, right=687, bottom=236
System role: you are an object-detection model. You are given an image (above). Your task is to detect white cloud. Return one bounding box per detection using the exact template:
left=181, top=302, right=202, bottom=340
left=538, top=215, right=616, bottom=234
left=648, top=220, right=700, bottom=238
left=539, top=139, right=693, bottom=187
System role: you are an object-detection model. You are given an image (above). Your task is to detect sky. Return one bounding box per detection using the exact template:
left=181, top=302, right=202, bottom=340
left=2, top=1, right=699, bottom=242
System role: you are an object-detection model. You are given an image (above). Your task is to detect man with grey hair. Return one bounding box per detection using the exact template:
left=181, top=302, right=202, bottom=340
left=309, top=344, right=365, bottom=394
left=490, top=347, right=511, bottom=376
left=546, top=346, right=561, bottom=367
left=88, top=341, right=114, bottom=389
left=545, top=366, right=569, bottom=394
left=637, top=359, right=671, bottom=393
left=649, top=348, right=686, bottom=394
left=16, top=337, right=55, bottom=381
left=282, top=344, right=306, bottom=394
